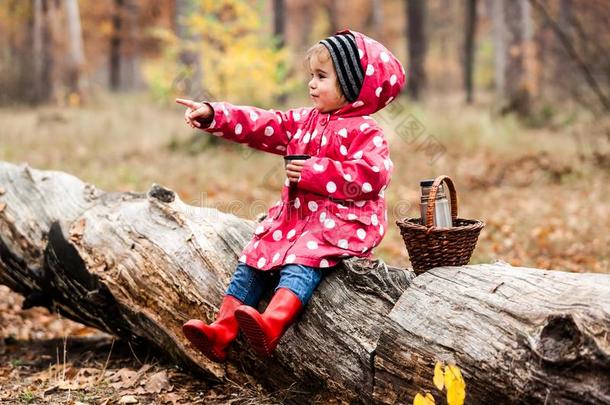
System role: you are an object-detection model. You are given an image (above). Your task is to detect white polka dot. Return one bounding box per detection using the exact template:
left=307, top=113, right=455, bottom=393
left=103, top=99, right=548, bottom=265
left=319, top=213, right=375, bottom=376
left=357, top=229, right=366, bottom=240
left=319, top=212, right=327, bottom=222
left=287, top=131, right=292, bottom=139
left=324, top=219, right=336, bottom=229
left=249, top=111, right=259, bottom=121
left=372, top=165, right=380, bottom=172
left=320, top=259, right=330, bottom=268
left=257, top=257, right=266, bottom=267
left=313, top=163, right=325, bottom=172
left=338, top=203, right=347, bottom=209
left=383, top=159, right=391, bottom=170
left=353, top=150, right=363, bottom=159
left=338, top=128, right=348, bottom=138
left=373, top=136, right=383, bottom=147
left=358, top=48, right=364, bottom=59
left=276, top=145, right=286, bottom=151
left=285, top=178, right=290, bottom=187
left=343, top=173, right=352, bottom=182
left=293, top=129, right=301, bottom=139
left=390, top=74, right=397, bottom=86
left=277, top=114, right=282, bottom=123
left=321, top=135, right=328, bottom=146
left=303, top=132, right=311, bottom=143
left=235, top=124, right=243, bottom=135
left=255, top=225, right=265, bottom=235
left=352, top=100, right=364, bottom=108
left=264, top=126, right=274, bottom=136
left=380, top=51, right=390, bottom=62
left=210, top=119, right=216, bottom=128
left=340, top=145, right=348, bottom=156
left=272, top=230, right=283, bottom=241
left=239, top=255, right=247, bottom=262
left=371, top=214, right=379, bottom=226
left=360, top=123, right=370, bottom=131
left=253, top=241, right=260, bottom=248
left=362, top=183, right=372, bottom=193
left=366, top=64, right=375, bottom=76
left=285, top=254, right=296, bottom=263
left=287, top=229, right=296, bottom=239
left=326, top=181, right=337, bottom=193
left=380, top=224, right=385, bottom=235
left=308, top=201, right=318, bottom=212
left=311, top=129, right=317, bottom=139
left=338, top=239, right=348, bottom=249
left=272, top=253, right=280, bottom=263
left=306, top=241, right=318, bottom=250
left=294, top=112, right=301, bottom=121
left=362, top=247, right=368, bottom=253
left=294, top=197, right=301, bottom=209
left=355, top=200, right=366, bottom=207
left=385, top=96, right=394, bottom=105
left=375, top=87, right=382, bottom=97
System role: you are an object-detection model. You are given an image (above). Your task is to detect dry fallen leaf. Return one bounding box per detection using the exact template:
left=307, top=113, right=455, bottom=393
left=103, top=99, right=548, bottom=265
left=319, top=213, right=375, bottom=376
left=119, top=395, right=139, bottom=404
left=143, top=370, right=171, bottom=394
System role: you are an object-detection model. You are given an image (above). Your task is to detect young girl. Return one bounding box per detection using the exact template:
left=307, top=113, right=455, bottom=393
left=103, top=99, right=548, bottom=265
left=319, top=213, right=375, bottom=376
left=177, top=30, right=405, bottom=362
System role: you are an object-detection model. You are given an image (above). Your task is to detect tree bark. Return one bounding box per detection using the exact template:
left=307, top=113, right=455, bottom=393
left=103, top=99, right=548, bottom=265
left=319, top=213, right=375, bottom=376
left=463, top=0, right=478, bottom=104
left=406, top=0, right=427, bottom=100
left=109, top=0, right=124, bottom=91
left=1, top=161, right=609, bottom=404
left=174, top=0, right=203, bottom=98
left=64, top=0, right=87, bottom=100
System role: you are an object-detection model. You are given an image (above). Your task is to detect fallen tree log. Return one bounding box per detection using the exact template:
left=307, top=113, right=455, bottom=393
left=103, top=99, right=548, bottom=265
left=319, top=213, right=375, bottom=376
left=1, top=161, right=608, bottom=404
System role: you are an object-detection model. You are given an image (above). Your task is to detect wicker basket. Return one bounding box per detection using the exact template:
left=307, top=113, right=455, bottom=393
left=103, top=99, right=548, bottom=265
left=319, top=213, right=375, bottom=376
left=396, top=175, right=485, bottom=274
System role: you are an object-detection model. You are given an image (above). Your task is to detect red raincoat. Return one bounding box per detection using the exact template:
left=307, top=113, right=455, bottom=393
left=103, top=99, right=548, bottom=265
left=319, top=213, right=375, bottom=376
left=200, top=30, right=406, bottom=270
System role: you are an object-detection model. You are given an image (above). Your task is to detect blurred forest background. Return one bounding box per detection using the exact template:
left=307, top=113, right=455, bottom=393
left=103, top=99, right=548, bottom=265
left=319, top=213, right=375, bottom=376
left=0, top=1, right=609, bottom=402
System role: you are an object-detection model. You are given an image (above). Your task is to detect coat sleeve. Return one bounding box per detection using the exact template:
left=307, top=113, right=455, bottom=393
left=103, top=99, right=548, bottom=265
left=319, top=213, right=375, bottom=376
left=196, top=101, right=311, bottom=156
left=297, top=126, right=393, bottom=201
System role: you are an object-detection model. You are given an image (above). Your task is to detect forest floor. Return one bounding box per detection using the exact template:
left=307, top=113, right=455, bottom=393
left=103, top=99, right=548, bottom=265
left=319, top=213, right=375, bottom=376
left=0, top=92, right=608, bottom=403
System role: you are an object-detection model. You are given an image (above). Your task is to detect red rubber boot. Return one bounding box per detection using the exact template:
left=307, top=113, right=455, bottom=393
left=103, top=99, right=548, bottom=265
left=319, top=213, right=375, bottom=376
left=234, top=288, right=302, bottom=357
left=182, top=295, right=242, bottom=362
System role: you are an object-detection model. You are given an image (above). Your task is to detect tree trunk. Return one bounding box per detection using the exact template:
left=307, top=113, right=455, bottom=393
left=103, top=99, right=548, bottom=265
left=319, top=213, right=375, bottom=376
left=492, top=0, right=507, bottom=97
left=64, top=0, right=87, bottom=100
left=273, top=0, right=288, bottom=106
left=109, top=0, right=123, bottom=91
left=463, top=0, right=478, bottom=104
left=1, top=161, right=609, bottom=404
left=174, top=0, right=203, bottom=98
left=406, top=0, right=427, bottom=100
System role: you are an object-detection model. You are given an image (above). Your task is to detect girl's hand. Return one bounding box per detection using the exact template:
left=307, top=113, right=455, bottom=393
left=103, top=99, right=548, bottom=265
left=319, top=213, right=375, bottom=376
left=175, top=98, right=213, bottom=128
left=286, top=161, right=306, bottom=183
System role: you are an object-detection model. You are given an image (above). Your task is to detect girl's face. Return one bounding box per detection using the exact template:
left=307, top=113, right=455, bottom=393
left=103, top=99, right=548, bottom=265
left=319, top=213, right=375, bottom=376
left=308, top=53, right=347, bottom=113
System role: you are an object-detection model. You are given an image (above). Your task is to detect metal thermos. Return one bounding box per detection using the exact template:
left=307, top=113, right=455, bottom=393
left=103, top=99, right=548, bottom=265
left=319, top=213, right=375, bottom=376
left=419, top=179, right=452, bottom=228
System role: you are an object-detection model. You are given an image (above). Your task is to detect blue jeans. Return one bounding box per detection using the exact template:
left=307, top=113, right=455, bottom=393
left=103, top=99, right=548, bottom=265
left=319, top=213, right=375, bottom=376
left=226, top=262, right=326, bottom=306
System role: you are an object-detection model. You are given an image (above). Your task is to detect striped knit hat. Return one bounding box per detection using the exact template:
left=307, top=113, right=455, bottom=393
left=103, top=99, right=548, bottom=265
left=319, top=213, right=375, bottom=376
left=320, top=32, right=364, bottom=102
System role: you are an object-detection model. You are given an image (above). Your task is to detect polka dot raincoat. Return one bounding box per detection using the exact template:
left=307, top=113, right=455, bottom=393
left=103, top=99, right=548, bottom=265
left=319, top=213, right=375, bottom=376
left=200, top=30, right=406, bottom=270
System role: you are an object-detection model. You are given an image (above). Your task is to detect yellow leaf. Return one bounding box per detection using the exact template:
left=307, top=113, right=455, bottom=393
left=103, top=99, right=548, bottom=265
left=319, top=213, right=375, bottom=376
left=444, top=364, right=466, bottom=405
left=433, top=361, right=444, bottom=390
left=447, top=384, right=466, bottom=405
left=413, top=392, right=435, bottom=405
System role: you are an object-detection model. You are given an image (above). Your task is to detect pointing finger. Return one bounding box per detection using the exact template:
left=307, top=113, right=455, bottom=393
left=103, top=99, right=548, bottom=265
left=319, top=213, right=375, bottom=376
left=175, top=98, right=200, bottom=109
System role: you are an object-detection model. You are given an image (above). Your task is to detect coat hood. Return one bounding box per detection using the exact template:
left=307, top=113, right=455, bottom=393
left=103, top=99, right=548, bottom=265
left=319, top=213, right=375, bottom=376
left=333, top=30, right=406, bottom=118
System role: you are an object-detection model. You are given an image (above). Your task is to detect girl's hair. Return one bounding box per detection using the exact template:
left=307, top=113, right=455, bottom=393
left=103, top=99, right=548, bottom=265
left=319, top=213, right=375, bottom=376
left=305, top=43, right=345, bottom=100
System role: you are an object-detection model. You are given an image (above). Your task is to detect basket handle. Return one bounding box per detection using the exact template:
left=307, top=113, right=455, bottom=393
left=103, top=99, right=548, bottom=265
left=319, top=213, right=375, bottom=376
left=425, top=175, right=458, bottom=228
